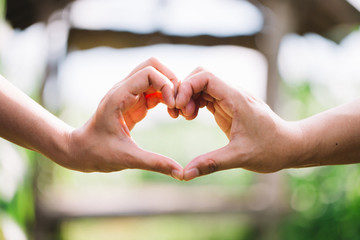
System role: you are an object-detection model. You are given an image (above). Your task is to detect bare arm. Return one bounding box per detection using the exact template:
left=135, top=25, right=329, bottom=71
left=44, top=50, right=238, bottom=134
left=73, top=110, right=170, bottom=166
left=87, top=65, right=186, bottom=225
left=295, top=99, right=360, bottom=168
left=0, top=74, right=71, bottom=160
left=175, top=68, right=360, bottom=180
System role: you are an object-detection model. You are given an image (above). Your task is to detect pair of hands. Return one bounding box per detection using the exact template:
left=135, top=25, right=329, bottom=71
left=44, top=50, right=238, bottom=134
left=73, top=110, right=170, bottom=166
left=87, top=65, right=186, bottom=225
left=62, top=58, right=302, bottom=181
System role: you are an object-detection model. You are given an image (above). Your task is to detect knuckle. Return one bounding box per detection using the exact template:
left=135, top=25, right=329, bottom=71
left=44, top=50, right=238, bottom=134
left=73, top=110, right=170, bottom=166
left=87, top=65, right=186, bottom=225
left=200, top=159, right=218, bottom=175
left=203, top=71, right=215, bottom=80
left=195, top=66, right=205, bottom=72
left=151, top=159, right=167, bottom=172
left=117, top=92, right=135, bottom=110
left=147, top=57, right=160, bottom=66
left=143, top=66, right=156, bottom=73
left=194, top=67, right=210, bottom=76
left=192, top=70, right=214, bottom=84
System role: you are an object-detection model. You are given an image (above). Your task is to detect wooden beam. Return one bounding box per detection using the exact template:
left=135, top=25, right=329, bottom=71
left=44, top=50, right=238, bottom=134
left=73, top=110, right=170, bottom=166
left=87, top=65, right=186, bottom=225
left=37, top=184, right=279, bottom=221
left=67, top=29, right=259, bottom=51
left=292, top=0, right=360, bottom=36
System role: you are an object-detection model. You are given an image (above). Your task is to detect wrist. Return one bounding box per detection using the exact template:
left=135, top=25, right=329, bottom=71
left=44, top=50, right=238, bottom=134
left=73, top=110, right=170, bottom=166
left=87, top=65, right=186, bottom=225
left=61, top=122, right=102, bottom=172
left=45, top=124, right=77, bottom=170
left=281, top=120, right=318, bottom=169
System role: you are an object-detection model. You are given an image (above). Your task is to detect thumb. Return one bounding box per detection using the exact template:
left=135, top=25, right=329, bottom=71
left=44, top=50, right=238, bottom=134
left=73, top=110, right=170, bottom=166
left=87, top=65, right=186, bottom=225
left=129, top=147, right=184, bottom=181
left=183, top=144, right=239, bottom=181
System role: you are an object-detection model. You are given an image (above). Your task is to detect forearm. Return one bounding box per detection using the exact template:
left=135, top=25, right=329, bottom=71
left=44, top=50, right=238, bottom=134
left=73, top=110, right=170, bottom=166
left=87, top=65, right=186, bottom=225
left=0, top=75, right=72, bottom=162
left=289, top=99, right=360, bottom=168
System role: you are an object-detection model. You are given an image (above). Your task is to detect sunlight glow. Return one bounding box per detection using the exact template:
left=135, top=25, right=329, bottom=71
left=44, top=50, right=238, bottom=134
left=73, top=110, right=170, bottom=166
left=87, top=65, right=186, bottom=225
left=70, top=0, right=263, bottom=36
left=347, top=0, right=360, bottom=11
left=279, top=30, right=360, bottom=103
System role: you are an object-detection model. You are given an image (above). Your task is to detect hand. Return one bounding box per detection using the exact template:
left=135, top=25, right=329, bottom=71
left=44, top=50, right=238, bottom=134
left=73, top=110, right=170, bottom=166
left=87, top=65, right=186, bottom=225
left=175, top=68, right=303, bottom=181
left=60, top=58, right=183, bottom=180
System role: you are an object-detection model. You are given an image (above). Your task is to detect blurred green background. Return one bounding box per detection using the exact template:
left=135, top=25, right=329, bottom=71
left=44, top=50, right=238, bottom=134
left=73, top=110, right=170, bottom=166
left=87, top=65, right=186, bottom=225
left=1, top=0, right=360, bottom=240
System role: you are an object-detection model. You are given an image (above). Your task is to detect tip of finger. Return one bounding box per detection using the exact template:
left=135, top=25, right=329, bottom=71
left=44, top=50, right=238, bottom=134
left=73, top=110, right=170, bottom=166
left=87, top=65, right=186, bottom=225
left=184, top=168, right=200, bottom=181
left=171, top=169, right=184, bottom=181
left=162, top=94, right=175, bottom=109
left=175, top=93, right=186, bottom=109
left=168, top=108, right=179, bottom=118
left=169, top=97, right=176, bottom=109
left=184, top=102, right=196, bottom=117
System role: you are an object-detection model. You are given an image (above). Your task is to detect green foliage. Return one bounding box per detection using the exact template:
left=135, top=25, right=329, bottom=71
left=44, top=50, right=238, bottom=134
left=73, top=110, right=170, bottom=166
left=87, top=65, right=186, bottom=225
left=0, top=0, right=5, bottom=20
left=0, top=149, right=36, bottom=237
left=280, top=165, right=360, bottom=240
left=279, top=81, right=330, bottom=120
left=61, top=215, right=253, bottom=240
left=0, top=228, right=4, bottom=240
left=8, top=155, right=35, bottom=230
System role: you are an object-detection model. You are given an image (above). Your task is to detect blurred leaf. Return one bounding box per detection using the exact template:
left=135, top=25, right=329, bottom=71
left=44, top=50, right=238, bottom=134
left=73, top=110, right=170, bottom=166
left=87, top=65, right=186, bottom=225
left=280, top=80, right=328, bottom=120
left=0, top=228, right=4, bottom=240
left=281, top=165, right=360, bottom=240
left=0, top=0, right=5, bottom=20
left=0, top=148, right=36, bottom=237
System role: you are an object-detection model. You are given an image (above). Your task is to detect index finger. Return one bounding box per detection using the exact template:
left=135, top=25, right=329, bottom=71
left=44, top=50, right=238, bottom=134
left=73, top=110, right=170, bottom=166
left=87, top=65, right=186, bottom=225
left=126, top=57, right=179, bottom=93
left=175, top=69, right=232, bottom=109
left=121, top=66, right=176, bottom=110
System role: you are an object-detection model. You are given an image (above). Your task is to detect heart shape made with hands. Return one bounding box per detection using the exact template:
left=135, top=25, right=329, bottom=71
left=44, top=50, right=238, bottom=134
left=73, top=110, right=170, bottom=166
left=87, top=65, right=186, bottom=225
left=108, top=61, right=242, bottom=181
left=72, top=59, right=278, bottom=181
left=110, top=59, right=280, bottom=182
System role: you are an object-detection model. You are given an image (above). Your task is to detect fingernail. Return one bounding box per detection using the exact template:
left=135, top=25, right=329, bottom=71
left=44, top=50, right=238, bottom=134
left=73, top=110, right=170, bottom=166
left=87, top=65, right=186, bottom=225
left=171, top=170, right=183, bottom=181
left=170, top=97, right=176, bottom=109
left=184, top=168, right=200, bottom=181
left=175, top=94, right=183, bottom=108
left=184, top=104, right=191, bottom=117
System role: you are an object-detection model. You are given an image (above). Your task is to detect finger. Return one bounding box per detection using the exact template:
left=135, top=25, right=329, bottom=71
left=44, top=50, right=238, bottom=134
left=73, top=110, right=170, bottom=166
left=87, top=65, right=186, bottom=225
left=176, top=70, right=231, bottom=110
left=198, top=95, right=207, bottom=108
left=119, top=66, right=175, bottom=112
left=205, top=102, right=232, bottom=137
left=126, top=57, right=179, bottom=89
left=183, top=144, right=239, bottom=181
left=184, top=105, right=199, bottom=120
left=175, top=78, right=195, bottom=110
left=202, top=93, right=215, bottom=102
left=213, top=102, right=232, bottom=122
left=146, top=92, right=163, bottom=109
left=168, top=107, right=179, bottom=118
left=183, top=95, right=206, bottom=120
left=182, top=98, right=196, bottom=118
left=178, top=107, right=199, bottom=120
left=127, top=58, right=180, bottom=113
left=206, top=102, right=215, bottom=114
left=144, top=88, right=179, bottom=118
left=175, top=67, right=204, bottom=111
left=183, top=66, right=205, bottom=80
left=129, top=146, right=184, bottom=180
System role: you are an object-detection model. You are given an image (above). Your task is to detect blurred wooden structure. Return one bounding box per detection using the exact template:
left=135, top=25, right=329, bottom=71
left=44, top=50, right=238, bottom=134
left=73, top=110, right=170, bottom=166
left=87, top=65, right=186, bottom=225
left=5, top=0, right=360, bottom=240
left=6, top=0, right=72, bottom=29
